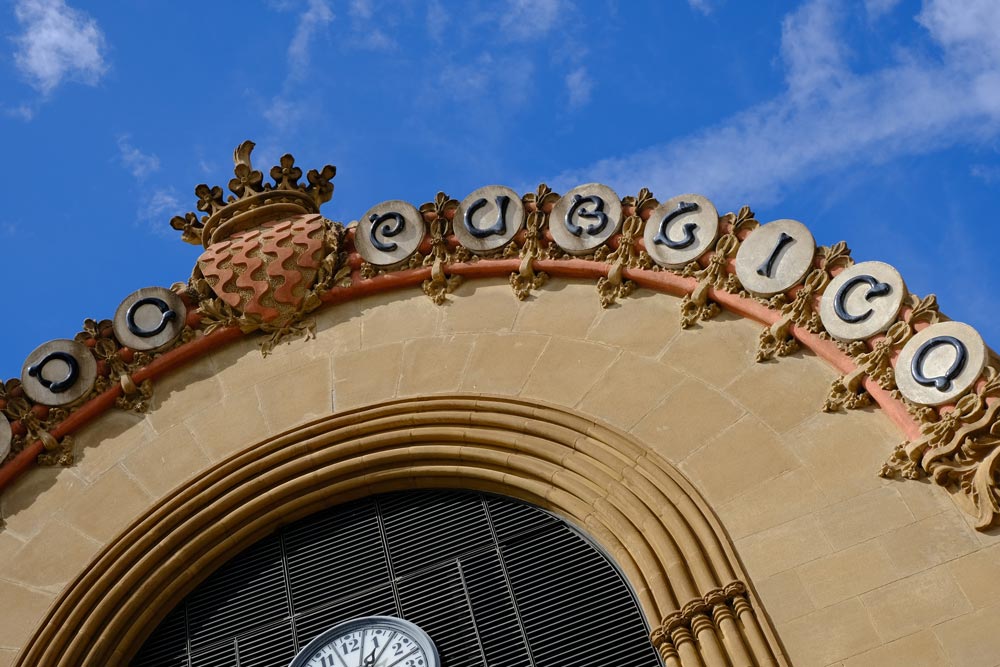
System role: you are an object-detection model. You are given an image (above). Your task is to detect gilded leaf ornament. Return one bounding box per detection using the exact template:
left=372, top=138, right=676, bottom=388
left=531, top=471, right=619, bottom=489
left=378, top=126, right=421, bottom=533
left=881, top=366, right=1000, bottom=528
left=596, top=188, right=656, bottom=308
left=510, top=184, right=557, bottom=300
left=756, top=240, right=853, bottom=362
left=420, top=192, right=464, bottom=304
left=679, top=205, right=758, bottom=328
left=825, top=292, right=942, bottom=412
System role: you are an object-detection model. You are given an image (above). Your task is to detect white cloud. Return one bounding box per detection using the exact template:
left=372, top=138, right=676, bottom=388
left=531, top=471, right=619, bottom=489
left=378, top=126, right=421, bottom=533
left=565, top=66, right=593, bottom=108
left=349, top=0, right=372, bottom=20
left=864, top=0, right=902, bottom=18
left=501, top=0, right=562, bottom=41
left=12, top=0, right=107, bottom=95
left=441, top=54, right=494, bottom=93
left=427, top=0, right=448, bottom=42
left=339, top=0, right=396, bottom=51
left=2, top=104, right=34, bottom=121
left=781, top=0, right=848, bottom=96
left=287, top=0, right=334, bottom=73
left=355, top=27, right=395, bottom=52
left=687, top=0, right=715, bottom=15
left=262, top=96, right=306, bottom=133
left=138, top=188, right=181, bottom=233
left=117, top=136, right=160, bottom=181
left=555, top=0, right=1000, bottom=206
left=971, top=163, right=1000, bottom=184
left=918, top=0, right=1000, bottom=67
left=262, top=0, right=333, bottom=133
left=440, top=53, right=535, bottom=109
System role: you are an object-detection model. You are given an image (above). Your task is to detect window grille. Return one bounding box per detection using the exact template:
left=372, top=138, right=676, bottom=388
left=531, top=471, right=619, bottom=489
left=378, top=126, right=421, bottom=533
left=134, top=490, right=662, bottom=667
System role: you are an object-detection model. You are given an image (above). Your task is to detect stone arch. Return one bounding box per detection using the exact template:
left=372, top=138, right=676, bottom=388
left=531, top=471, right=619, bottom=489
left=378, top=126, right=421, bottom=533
left=17, top=395, right=787, bottom=667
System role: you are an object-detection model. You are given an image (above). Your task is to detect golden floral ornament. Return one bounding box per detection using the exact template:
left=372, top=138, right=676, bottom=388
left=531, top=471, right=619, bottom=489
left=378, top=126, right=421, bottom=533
left=596, top=188, right=656, bottom=307
left=679, top=205, right=759, bottom=328
left=420, top=192, right=465, bottom=304
left=756, top=240, right=853, bottom=362
left=881, top=366, right=1000, bottom=528
left=510, top=184, right=558, bottom=300
left=825, top=292, right=942, bottom=412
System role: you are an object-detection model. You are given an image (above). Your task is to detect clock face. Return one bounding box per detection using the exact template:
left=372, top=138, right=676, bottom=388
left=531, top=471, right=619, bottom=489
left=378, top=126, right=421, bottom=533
left=290, top=616, right=440, bottom=667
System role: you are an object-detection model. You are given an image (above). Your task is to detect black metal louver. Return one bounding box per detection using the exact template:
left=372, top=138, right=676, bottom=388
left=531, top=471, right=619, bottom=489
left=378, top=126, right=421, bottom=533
left=133, top=490, right=662, bottom=667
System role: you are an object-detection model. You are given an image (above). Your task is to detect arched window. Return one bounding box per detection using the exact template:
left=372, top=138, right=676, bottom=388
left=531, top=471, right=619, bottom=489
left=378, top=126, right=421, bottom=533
left=135, top=490, right=662, bottom=667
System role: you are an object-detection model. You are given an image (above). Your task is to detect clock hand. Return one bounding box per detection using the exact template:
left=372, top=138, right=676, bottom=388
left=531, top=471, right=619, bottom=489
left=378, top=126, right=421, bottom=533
left=370, top=631, right=396, bottom=666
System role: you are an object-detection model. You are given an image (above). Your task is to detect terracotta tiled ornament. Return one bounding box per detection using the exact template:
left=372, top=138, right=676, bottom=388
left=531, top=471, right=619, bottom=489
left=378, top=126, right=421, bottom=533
left=197, top=214, right=327, bottom=322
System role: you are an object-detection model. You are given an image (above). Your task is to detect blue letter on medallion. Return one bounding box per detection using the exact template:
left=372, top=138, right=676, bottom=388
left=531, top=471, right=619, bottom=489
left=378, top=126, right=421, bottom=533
left=369, top=212, right=406, bottom=252
left=833, top=275, right=892, bottom=324
left=28, top=351, right=80, bottom=394
left=911, top=336, right=967, bottom=392
left=565, top=194, right=608, bottom=237
left=126, top=297, right=177, bottom=337
left=464, top=196, right=509, bottom=239
left=653, top=201, right=699, bottom=249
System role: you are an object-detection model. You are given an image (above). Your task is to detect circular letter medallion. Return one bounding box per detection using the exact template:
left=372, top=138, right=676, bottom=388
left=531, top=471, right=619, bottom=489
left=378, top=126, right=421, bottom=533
left=735, top=219, right=816, bottom=297
left=548, top=184, right=622, bottom=255
left=819, top=261, right=906, bottom=341
left=896, top=322, right=986, bottom=406
left=20, top=339, right=97, bottom=406
left=643, top=194, right=719, bottom=268
left=113, top=286, right=188, bottom=352
left=452, top=185, right=524, bottom=254
left=0, top=413, right=10, bottom=463
left=355, top=200, right=425, bottom=267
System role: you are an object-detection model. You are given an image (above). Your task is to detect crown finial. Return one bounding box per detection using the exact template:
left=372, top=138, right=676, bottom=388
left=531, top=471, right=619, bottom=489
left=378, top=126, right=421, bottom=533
left=170, top=140, right=336, bottom=248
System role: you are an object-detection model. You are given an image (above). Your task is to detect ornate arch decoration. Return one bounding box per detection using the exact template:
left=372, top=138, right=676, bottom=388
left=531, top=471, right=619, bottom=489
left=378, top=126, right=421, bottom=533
left=2, top=140, right=999, bottom=532
left=16, top=396, right=788, bottom=667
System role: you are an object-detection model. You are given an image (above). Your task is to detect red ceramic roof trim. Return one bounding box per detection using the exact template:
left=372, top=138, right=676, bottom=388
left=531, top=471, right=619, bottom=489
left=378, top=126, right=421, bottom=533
left=0, top=233, right=929, bottom=494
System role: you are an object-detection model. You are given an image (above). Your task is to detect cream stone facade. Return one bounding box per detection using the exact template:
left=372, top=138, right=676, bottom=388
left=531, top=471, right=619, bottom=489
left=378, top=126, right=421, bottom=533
left=2, top=144, right=999, bottom=667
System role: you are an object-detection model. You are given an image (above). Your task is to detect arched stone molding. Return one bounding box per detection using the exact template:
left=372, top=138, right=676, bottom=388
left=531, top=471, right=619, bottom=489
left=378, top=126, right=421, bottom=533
left=4, top=154, right=999, bottom=532
left=16, top=396, right=788, bottom=667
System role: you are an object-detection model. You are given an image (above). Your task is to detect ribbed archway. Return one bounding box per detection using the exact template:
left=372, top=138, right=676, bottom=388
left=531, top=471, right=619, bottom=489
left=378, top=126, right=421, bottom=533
left=16, top=396, right=788, bottom=667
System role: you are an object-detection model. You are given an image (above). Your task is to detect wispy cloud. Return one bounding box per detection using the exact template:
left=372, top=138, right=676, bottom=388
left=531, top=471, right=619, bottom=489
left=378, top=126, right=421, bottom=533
left=262, top=96, right=306, bottom=134
left=12, top=0, right=107, bottom=95
left=440, top=54, right=534, bottom=109
left=117, top=136, right=160, bottom=181
left=687, top=0, right=715, bottom=15
left=781, top=0, right=848, bottom=97
left=138, top=188, right=181, bottom=233
left=500, top=0, right=563, bottom=41
left=349, top=0, right=372, bottom=20
left=355, top=27, right=395, bottom=51
left=555, top=0, right=1000, bottom=206
left=565, top=66, right=593, bottom=109
left=1, top=104, right=35, bottom=121
left=342, top=0, right=396, bottom=51
left=287, top=0, right=334, bottom=75
left=260, top=0, right=333, bottom=134
left=971, top=163, right=1000, bottom=184
left=427, top=0, right=448, bottom=42
left=864, top=0, right=902, bottom=18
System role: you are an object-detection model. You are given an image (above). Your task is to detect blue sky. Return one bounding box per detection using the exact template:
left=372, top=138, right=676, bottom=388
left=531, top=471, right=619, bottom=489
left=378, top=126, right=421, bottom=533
left=0, top=0, right=998, bottom=380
